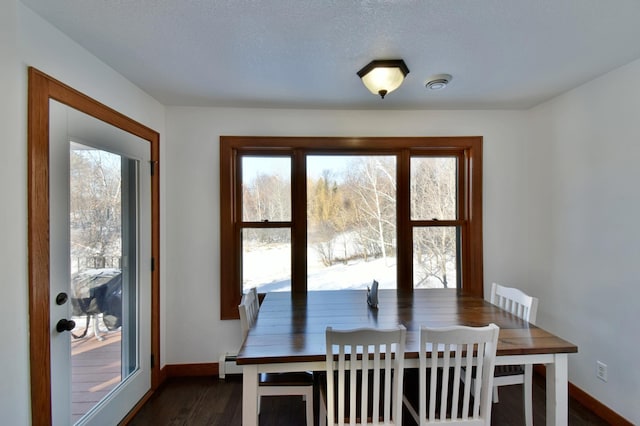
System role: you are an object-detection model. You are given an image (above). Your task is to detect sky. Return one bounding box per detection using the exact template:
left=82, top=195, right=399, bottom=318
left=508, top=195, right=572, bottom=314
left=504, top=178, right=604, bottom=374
left=242, top=155, right=395, bottom=182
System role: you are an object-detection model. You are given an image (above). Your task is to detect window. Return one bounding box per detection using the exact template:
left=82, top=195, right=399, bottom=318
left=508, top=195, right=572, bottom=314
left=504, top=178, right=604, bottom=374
left=307, top=155, right=397, bottom=291
left=240, top=156, right=292, bottom=292
left=220, top=137, right=482, bottom=319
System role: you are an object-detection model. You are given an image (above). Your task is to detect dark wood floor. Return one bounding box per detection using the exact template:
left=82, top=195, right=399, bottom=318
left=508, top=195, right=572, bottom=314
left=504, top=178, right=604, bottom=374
left=128, top=373, right=608, bottom=426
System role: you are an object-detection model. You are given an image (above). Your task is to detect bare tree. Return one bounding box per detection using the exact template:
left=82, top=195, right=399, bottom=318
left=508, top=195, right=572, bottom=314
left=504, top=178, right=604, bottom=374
left=242, top=172, right=291, bottom=244
left=70, top=149, right=122, bottom=270
left=308, top=170, right=349, bottom=265
left=344, top=157, right=396, bottom=262
left=411, top=157, right=457, bottom=287
left=243, top=173, right=290, bottom=223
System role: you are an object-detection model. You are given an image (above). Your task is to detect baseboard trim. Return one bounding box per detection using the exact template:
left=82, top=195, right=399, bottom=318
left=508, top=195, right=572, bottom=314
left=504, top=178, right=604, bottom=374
left=568, top=382, right=633, bottom=425
left=533, top=365, right=632, bottom=425
left=163, top=362, right=219, bottom=378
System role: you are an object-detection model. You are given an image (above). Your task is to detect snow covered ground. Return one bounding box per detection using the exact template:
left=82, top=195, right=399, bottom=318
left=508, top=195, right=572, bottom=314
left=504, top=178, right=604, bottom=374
left=242, top=243, right=451, bottom=293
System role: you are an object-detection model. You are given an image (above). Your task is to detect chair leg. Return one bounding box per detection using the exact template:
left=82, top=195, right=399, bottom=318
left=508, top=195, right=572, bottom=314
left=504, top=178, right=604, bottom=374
left=93, top=314, right=105, bottom=341
left=305, top=392, right=314, bottom=426
left=319, top=393, right=326, bottom=426
left=524, top=365, right=533, bottom=426
left=493, top=385, right=500, bottom=403
left=257, top=395, right=261, bottom=415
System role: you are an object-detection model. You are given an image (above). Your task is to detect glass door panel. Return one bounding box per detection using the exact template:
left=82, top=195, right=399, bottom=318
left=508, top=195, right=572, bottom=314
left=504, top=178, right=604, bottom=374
left=69, top=145, right=138, bottom=423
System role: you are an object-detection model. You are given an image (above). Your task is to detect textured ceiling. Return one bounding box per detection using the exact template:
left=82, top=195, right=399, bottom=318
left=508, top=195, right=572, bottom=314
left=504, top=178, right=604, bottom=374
left=20, top=0, right=640, bottom=109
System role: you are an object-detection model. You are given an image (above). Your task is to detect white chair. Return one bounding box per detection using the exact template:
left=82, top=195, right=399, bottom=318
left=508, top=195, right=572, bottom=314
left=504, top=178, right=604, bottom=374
left=219, top=287, right=260, bottom=378
left=238, top=287, right=260, bottom=336
left=403, top=323, right=500, bottom=426
left=320, top=325, right=406, bottom=426
left=489, top=282, right=538, bottom=426
left=238, top=288, right=314, bottom=426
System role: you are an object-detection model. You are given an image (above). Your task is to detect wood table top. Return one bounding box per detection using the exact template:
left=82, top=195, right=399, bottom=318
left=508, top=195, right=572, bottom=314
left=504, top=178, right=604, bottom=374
left=236, top=289, right=577, bottom=365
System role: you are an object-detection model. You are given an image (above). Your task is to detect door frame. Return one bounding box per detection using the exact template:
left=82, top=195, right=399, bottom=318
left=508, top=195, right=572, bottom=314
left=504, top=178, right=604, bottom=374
left=27, top=67, right=161, bottom=426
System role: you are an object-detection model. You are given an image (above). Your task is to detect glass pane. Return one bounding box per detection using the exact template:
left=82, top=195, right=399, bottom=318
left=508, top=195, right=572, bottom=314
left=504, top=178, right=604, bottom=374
left=69, top=146, right=136, bottom=423
left=242, top=156, right=291, bottom=222
left=307, top=155, right=397, bottom=290
left=413, top=226, right=459, bottom=289
left=411, top=157, right=457, bottom=220
left=242, top=228, right=291, bottom=293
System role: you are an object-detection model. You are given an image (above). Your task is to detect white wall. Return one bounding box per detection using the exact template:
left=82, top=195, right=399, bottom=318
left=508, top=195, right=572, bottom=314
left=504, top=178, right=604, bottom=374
left=0, top=1, right=166, bottom=423
left=529, top=58, right=640, bottom=424
left=163, top=107, right=533, bottom=361
left=0, top=1, right=30, bottom=424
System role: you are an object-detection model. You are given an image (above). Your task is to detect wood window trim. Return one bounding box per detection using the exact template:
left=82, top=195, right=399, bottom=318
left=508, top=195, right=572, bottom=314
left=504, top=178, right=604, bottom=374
left=220, top=136, right=483, bottom=320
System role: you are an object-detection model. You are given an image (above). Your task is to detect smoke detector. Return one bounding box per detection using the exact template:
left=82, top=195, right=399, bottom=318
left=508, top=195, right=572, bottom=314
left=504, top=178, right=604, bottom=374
left=425, top=74, right=452, bottom=90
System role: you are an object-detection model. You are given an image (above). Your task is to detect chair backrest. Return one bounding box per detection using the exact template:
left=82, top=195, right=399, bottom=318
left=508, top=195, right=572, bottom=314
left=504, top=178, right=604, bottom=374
left=417, top=324, right=499, bottom=426
left=325, top=325, right=406, bottom=426
left=490, top=282, right=538, bottom=324
left=238, top=287, right=259, bottom=337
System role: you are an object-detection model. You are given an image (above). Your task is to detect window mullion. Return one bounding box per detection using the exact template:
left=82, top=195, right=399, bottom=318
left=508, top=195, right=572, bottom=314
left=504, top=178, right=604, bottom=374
left=238, top=221, right=292, bottom=227
left=396, top=149, right=412, bottom=292
left=410, top=220, right=464, bottom=227
left=291, top=150, right=307, bottom=293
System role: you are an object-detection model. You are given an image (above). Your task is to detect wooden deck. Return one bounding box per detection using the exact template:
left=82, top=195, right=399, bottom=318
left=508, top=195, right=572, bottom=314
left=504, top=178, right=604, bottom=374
left=71, top=318, right=121, bottom=423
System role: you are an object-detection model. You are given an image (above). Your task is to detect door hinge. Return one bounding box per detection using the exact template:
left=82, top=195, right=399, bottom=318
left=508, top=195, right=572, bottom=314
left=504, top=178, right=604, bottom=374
left=151, top=354, right=155, bottom=369
left=150, top=160, right=158, bottom=176
left=151, top=257, right=155, bottom=271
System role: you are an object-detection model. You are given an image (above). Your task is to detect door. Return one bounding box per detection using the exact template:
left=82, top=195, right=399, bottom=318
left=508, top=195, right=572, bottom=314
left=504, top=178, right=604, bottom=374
left=49, top=100, right=151, bottom=425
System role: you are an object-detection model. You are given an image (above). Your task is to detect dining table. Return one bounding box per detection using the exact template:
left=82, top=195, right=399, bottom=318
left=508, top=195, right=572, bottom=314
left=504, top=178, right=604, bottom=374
left=236, top=288, right=578, bottom=426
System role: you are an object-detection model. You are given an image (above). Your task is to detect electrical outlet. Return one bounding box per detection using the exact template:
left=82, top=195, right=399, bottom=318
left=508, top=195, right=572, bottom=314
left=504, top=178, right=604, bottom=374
left=596, top=360, right=608, bottom=382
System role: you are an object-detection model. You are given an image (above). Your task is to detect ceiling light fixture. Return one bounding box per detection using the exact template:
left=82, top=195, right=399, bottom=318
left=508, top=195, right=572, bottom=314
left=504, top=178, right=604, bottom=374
left=425, top=74, right=452, bottom=91
left=357, top=59, right=410, bottom=99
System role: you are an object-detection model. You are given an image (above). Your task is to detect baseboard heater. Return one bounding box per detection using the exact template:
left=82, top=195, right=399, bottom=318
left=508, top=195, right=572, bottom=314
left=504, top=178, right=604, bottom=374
left=219, top=353, right=243, bottom=378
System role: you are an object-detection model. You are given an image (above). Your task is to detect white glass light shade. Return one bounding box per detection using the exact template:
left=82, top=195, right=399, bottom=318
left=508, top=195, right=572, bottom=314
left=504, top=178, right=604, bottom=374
left=357, top=59, right=410, bottom=99
left=361, top=67, right=405, bottom=96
